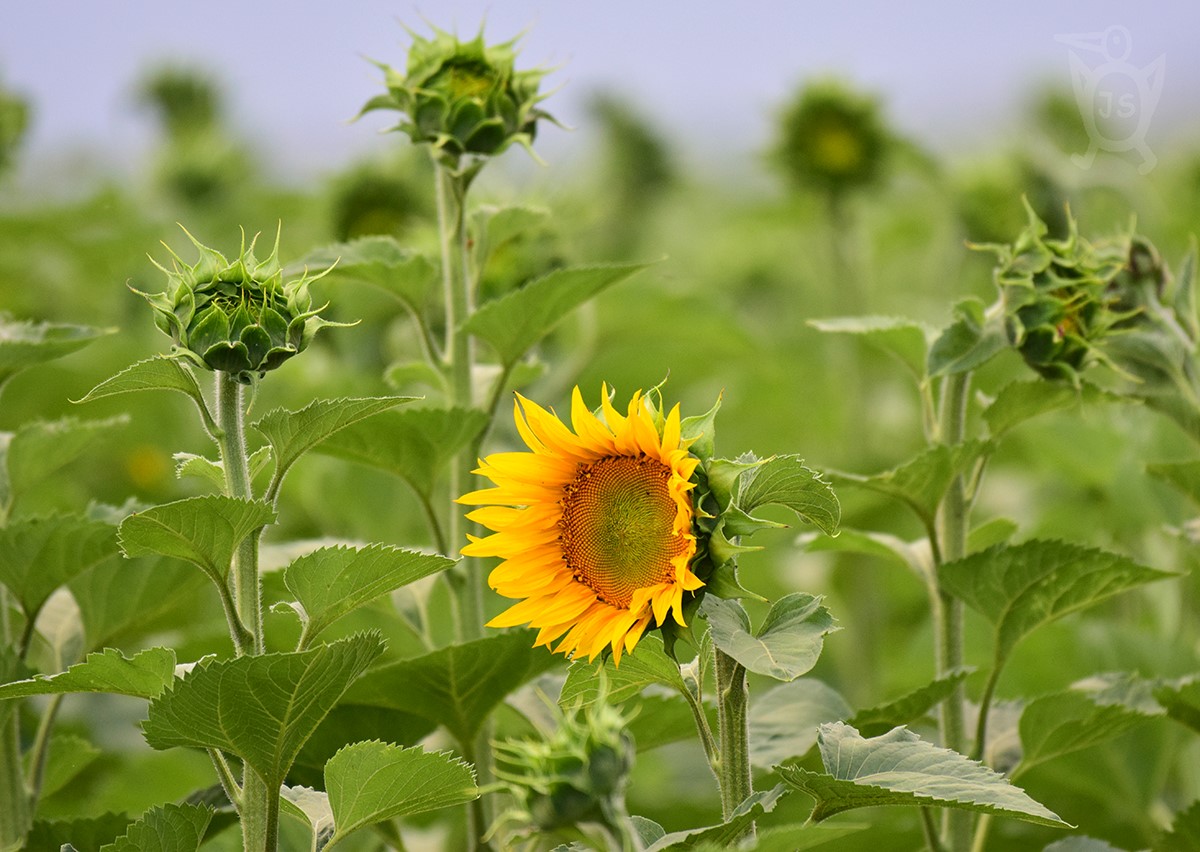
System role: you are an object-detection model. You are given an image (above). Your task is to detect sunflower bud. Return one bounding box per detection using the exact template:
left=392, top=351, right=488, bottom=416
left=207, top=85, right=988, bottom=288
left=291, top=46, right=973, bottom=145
left=493, top=695, right=635, bottom=839
left=137, top=227, right=346, bottom=384
left=773, top=79, right=890, bottom=198
left=359, top=26, right=555, bottom=172
left=989, top=203, right=1130, bottom=382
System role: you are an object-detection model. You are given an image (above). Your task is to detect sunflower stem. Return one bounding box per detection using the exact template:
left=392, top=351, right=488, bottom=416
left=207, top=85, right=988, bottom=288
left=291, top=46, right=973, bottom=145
left=933, top=370, right=972, bottom=852
left=215, top=371, right=276, bottom=852
left=714, top=648, right=753, bottom=836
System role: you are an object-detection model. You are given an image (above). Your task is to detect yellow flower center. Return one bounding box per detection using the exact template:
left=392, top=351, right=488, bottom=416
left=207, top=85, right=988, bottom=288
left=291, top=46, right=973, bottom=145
left=558, top=455, right=687, bottom=608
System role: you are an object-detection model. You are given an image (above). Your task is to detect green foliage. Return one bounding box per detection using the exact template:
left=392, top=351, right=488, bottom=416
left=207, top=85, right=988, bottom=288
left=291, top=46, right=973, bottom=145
left=808, top=315, right=930, bottom=381
left=2, top=417, right=128, bottom=514
left=143, top=633, right=385, bottom=789
left=1155, top=800, right=1200, bottom=852
left=560, top=635, right=687, bottom=707
left=98, top=802, right=213, bottom=852
left=299, top=237, right=438, bottom=314
left=645, top=786, right=788, bottom=850
left=25, top=813, right=134, bottom=852
left=750, top=679, right=852, bottom=768
left=324, top=742, right=477, bottom=847
left=74, top=356, right=217, bottom=435
left=703, top=594, right=838, bottom=682
left=847, top=668, right=975, bottom=737
left=0, top=314, right=112, bottom=391
left=0, top=515, right=117, bottom=626
left=0, top=647, right=175, bottom=701
left=779, top=722, right=1069, bottom=827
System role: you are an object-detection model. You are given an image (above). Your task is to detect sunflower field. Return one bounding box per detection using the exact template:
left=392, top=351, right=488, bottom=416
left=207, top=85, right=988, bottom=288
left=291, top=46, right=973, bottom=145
left=2, top=12, right=1200, bottom=852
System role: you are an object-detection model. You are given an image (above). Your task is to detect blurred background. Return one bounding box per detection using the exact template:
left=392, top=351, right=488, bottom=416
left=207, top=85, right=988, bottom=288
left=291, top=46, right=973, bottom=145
left=4, top=3, right=1200, bottom=850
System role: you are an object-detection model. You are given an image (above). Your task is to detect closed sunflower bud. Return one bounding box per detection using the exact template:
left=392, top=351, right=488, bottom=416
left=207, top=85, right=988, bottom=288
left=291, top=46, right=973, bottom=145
left=359, top=26, right=555, bottom=172
left=136, top=227, right=346, bottom=384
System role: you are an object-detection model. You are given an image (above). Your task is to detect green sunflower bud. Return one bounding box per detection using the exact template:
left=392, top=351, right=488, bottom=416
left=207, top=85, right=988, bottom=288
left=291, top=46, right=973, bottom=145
left=493, top=693, right=635, bottom=839
left=359, top=25, right=556, bottom=172
left=773, top=79, right=891, bottom=197
left=988, top=202, right=1130, bottom=382
left=137, top=227, right=347, bottom=384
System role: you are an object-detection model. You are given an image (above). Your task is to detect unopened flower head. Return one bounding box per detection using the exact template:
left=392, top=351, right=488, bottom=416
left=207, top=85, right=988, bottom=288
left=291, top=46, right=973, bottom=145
left=361, top=26, right=556, bottom=172
left=773, top=79, right=891, bottom=197
left=137, top=227, right=346, bottom=384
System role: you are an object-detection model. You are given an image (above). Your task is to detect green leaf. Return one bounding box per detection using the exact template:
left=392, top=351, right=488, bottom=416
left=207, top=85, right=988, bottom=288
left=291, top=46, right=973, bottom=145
left=253, top=396, right=415, bottom=495
left=927, top=299, right=1008, bottom=376
left=173, top=453, right=227, bottom=490
left=280, top=786, right=333, bottom=850
left=284, top=544, right=453, bottom=646
left=1147, top=460, right=1200, bottom=507
left=0, top=647, right=175, bottom=701
left=143, top=633, right=386, bottom=789
left=473, top=204, right=551, bottom=270
left=71, top=555, right=209, bottom=651
left=778, top=722, right=1069, bottom=827
left=750, top=679, right=852, bottom=768
left=98, top=802, right=213, bottom=852
left=28, top=732, right=102, bottom=799
left=645, top=786, right=788, bottom=851
left=118, top=496, right=276, bottom=583
left=1154, top=677, right=1200, bottom=733
left=739, top=455, right=840, bottom=536
left=626, top=693, right=711, bottom=752
left=983, top=380, right=1117, bottom=438
left=325, top=741, right=477, bottom=846
left=299, top=237, right=438, bottom=314
left=808, top=316, right=930, bottom=380
left=797, top=527, right=921, bottom=574
left=291, top=705, right=436, bottom=788
left=4, top=416, right=128, bottom=507
left=344, top=631, right=560, bottom=744
left=26, top=813, right=133, bottom=852
left=0, top=515, right=118, bottom=622
left=967, top=518, right=1020, bottom=553
left=1044, top=838, right=1129, bottom=852
left=1019, top=674, right=1163, bottom=772
left=314, top=407, right=489, bottom=500
left=704, top=594, right=838, bottom=682
left=559, top=635, right=687, bottom=707
left=831, top=441, right=989, bottom=529
left=0, top=315, right=112, bottom=389
left=847, top=668, right=974, bottom=738
left=73, top=356, right=216, bottom=435
left=939, top=540, right=1175, bottom=670
left=464, top=262, right=651, bottom=366
left=1156, top=800, right=1200, bottom=852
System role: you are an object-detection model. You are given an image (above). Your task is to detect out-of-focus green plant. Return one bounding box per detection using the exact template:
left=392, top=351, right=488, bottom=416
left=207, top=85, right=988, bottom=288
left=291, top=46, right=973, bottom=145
left=0, top=77, right=29, bottom=178
left=328, top=155, right=431, bottom=241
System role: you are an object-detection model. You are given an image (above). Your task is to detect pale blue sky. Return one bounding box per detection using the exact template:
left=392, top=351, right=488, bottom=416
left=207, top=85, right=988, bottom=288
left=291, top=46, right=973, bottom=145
left=2, top=1, right=1198, bottom=181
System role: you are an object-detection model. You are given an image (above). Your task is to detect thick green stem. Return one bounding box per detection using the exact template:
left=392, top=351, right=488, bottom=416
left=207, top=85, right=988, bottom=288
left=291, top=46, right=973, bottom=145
left=934, top=372, right=971, bottom=852
left=216, top=373, right=261, bottom=654
left=715, top=649, right=753, bottom=834
left=0, top=710, right=29, bottom=851
left=241, top=774, right=278, bottom=852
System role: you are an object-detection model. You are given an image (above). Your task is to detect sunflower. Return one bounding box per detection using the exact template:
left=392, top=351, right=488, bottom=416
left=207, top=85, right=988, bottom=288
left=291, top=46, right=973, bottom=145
left=459, top=385, right=703, bottom=664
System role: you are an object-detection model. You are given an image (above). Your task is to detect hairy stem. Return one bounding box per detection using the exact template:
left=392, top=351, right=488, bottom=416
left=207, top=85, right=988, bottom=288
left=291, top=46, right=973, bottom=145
left=216, top=373, right=261, bottom=655
left=934, top=371, right=972, bottom=852
left=715, top=648, right=753, bottom=834
left=0, top=709, right=29, bottom=851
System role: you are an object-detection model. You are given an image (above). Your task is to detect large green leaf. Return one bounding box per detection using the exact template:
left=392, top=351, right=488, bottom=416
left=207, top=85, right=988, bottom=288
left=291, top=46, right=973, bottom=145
left=344, top=631, right=559, bottom=744
left=739, top=455, right=840, bottom=536
left=2, top=416, right=128, bottom=510
left=98, top=802, right=213, bottom=852
left=927, top=298, right=1008, bottom=376
left=143, top=633, right=385, bottom=789
left=283, top=544, right=453, bottom=646
left=1147, top=460, right=1200, bottom=507
left=118, top=496, right=276, bottom=584
left=808, top=316, right=930, bottom=380
left=1018, top=674, right=1163, bottom=772
left=73, top=356, right=217, bottom=435
left=291, top=705, right=436, bottom=788
left=704, top=595, right=838, bottom=682
left=831, top=441, right=989, bottom=529
left=71, top=555, right=209, bottom=651
left=847, top=668, right=974, bottom=738
left=559, top=635, right=687, bottom=707
left=299, top=237, right=438, bottom=314
left=779, top=722, right=1069, bottom=827
left=314, top=407, right=489, bottom=500
left=939, top=540, right=1175, bottom=670
left=472, top=204, right=551, bottom=273
left=1154, top=677, right=1200, bottom=733
left=252, top=396, right=414, bottom=496
left=0, top=647, right=175, bottom=701
left=25, top=813, right=133, bottom=852
left=0, top=515, right=118, bottom=622
left=983, top=380, right=1117, bottom=438
left=750, top=679, right=852, bottom=768
left=1156, top=800, right=1200, bottom=852
left=463, top=262, right=651, bottom=366
left=1044, top=838, right=1129, bottom=852
left=645, top=786, right=788, bottom=851
left=324, top=741, right=477, bottom=847
left=0, top=315, right=112, bottom=389
left=29, top=732, right=102, bottom=799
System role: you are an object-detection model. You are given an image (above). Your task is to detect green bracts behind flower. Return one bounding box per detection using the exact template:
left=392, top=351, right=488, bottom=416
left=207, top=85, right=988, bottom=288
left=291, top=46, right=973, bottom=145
left=135, top=227, right=347, bottom=384
left=360, top=26, right=556, bottom=172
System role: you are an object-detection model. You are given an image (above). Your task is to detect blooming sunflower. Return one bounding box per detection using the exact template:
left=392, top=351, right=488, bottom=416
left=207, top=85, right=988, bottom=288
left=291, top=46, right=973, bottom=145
left=459, top=386, right=703, bottom=664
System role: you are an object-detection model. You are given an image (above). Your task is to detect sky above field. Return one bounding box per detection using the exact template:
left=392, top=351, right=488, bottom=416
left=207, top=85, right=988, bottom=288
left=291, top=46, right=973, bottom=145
left=2, top=0, right=1198, bottom=183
